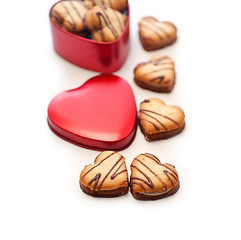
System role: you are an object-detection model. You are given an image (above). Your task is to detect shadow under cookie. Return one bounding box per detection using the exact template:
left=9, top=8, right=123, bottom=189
left=130, top=182, right=180, bottom=200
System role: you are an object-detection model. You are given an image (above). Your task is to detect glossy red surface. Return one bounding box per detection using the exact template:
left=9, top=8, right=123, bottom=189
left=49, top=2, right=130, bottom=73
left=47, top=74, right=137, bottom=150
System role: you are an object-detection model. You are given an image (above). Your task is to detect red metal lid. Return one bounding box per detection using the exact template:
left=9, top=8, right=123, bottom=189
left=47, top=74, right=137, bottom=150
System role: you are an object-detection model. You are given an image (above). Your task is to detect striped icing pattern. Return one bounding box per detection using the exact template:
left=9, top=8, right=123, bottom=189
left=51, top=0, right=90, bottom=32
left=134, top=54, right=175, bottom=89
left=139, top=16, right=177, bottom=50
left=139, top=98, right=185, bottom=133
left=139, top=17, right=177, bottom=41
left=130, top=153, right=179, bottom=193
left=80, top=151, right=128, bottom=191
left=85, top=5, right=127, bottom=41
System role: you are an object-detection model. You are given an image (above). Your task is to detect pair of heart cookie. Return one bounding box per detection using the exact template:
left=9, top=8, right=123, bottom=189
left=135, top=16, right=177, bottom=91
left=79, top=151, right=179, bottom=200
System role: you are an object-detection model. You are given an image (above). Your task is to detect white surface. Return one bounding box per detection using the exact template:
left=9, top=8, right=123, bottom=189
left=1, top=0, right=241, bottom=239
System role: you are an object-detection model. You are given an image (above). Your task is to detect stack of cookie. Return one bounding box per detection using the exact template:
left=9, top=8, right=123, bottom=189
left=79, top=151, right=180, bottom=200
left=50, top=0, right=128, bottom=42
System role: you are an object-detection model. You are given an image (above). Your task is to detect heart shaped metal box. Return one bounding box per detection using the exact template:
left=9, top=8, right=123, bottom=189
left=49, top=1, right=130, bottom=72
left=47, top=74, right=137, bottom=150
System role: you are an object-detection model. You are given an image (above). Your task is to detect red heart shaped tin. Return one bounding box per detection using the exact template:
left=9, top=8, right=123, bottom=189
left=47, top=74, right=137, bottom=150
left=49, top=2, right=130, bottom=72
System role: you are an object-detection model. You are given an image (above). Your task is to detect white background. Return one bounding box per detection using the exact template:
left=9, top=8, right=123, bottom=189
left=1, top=0, right=241, bottom=239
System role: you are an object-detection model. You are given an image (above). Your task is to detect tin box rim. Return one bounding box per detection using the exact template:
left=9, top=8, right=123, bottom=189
left=47, top=114, right=138, bottom=151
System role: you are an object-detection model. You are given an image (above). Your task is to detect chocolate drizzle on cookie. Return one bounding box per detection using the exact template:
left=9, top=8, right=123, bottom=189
left=138, top=16, right=177, bottom=51
left=134, top=54, right=175, bottom=92
left=81, top=151, right=128, bottom=191
left=96, top=9, right=119, bottom=40
left=130, top=154, right=179, bottom=193
left=131, top=163, right=154, bottom=189
left=138, top=98, right=185, bottom=141
left=55, top=2, right=76, bottom=29
left=139, top=17, right=172, bottom=40
left=97, top=155, right=125, bottom=189
left=139, top=17, right=165, bottom=40
left=85, top=5, right=126, bottom=42
left=139, top=109, right=168, bottom=131
left=96, top=5, right=125, bottom=40
left=135, top=56, right=174, bottom=83
left=82, top=152, right=116, bottom=179
left=110, top=162, right=127, bottom=179
left=88, top=173, right=101, bottom=190
left=141, top=109, right=179, bottom=126
left=139, top=107, right=180, bottom=132
left=149, top=75, right=165, bottom=83
left=70, top=1, right=85, bottom=20
left=51, top=1, right=89, bottom=32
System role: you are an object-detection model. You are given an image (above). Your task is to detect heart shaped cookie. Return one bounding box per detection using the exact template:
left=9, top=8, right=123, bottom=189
left=51, top=0, right=93, bottom=32
left=84, top=0, right=127, bottom=12
left=47, top=74, right=137, bottom=150
left=139, top=16, right=177, bottom=51
left=80, top=151, right=129, bottom=197
left=134, top=54, right=175, bottom=93
left=139, top=98, right=185, bottom=141
left=84, top=5, right=127, bottom=42
left=130, top=153, right=179, bottom=200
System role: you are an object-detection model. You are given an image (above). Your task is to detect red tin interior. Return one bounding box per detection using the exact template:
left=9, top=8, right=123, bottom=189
left=47, top=74, right=137, bottom=150
left=49, top=2, right=130, bottom=73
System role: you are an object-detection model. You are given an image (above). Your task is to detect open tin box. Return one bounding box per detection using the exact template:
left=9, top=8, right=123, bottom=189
left=49, top=1, right=130, bottom=72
